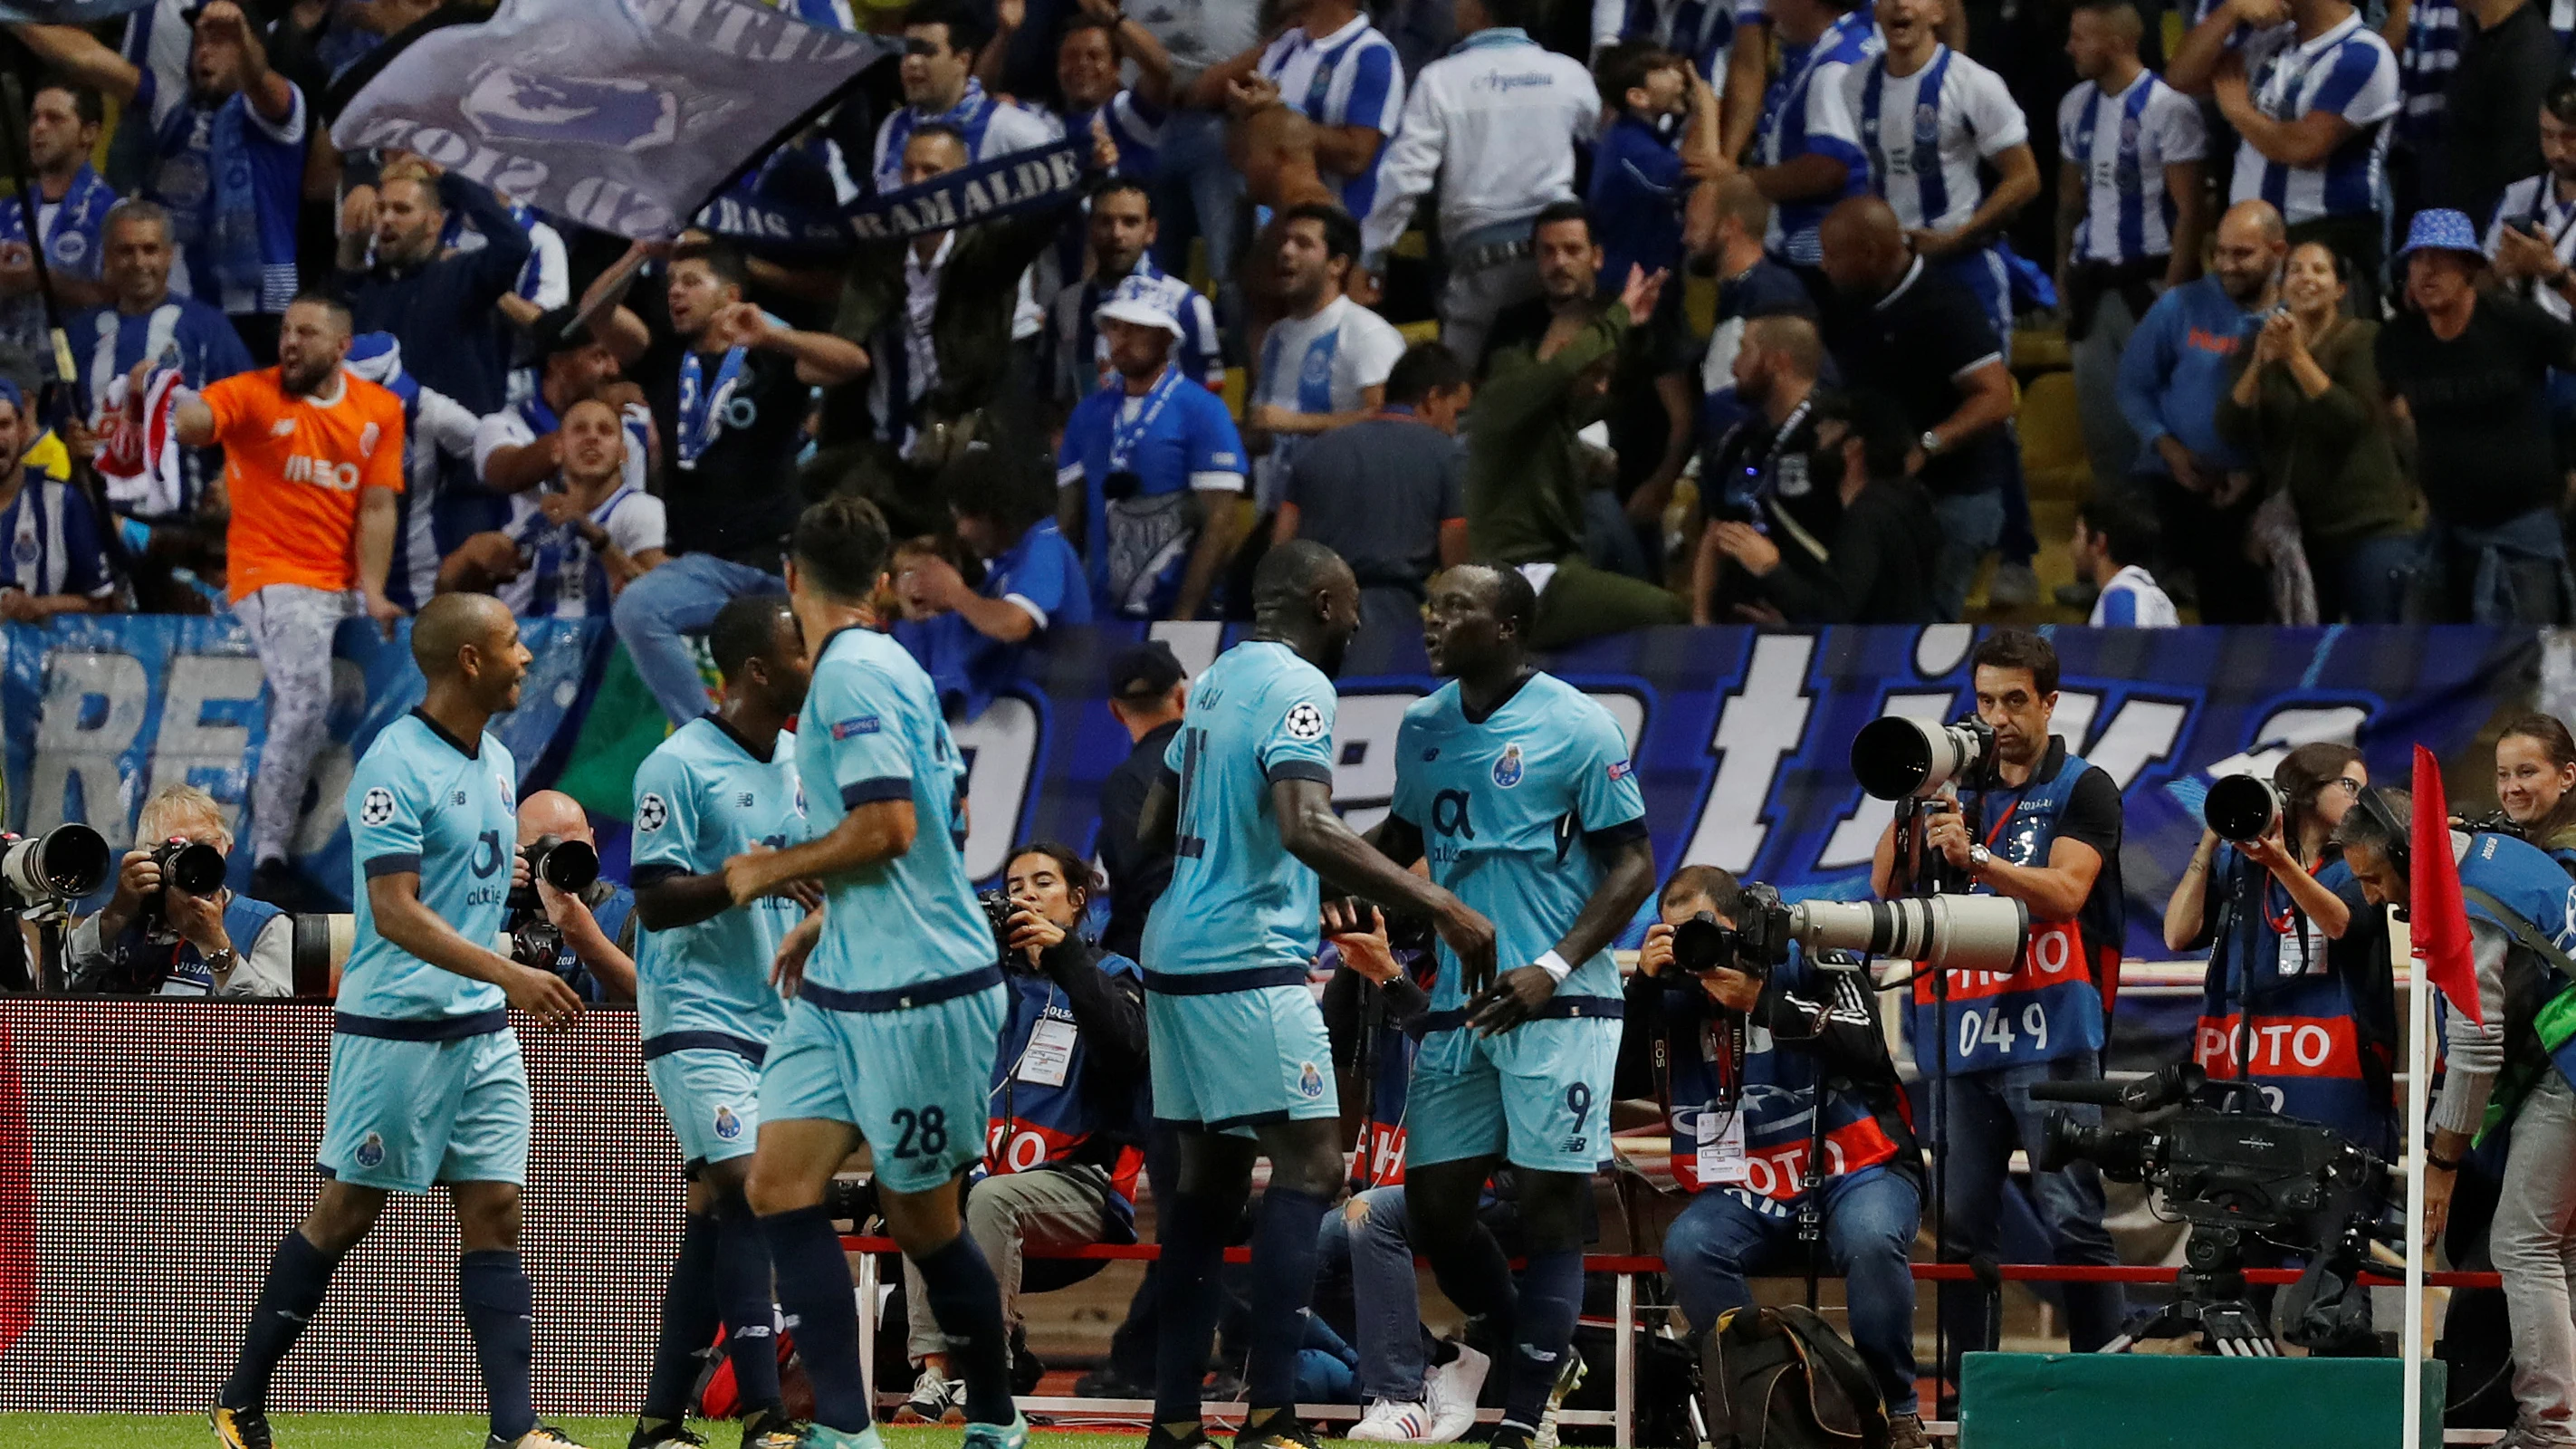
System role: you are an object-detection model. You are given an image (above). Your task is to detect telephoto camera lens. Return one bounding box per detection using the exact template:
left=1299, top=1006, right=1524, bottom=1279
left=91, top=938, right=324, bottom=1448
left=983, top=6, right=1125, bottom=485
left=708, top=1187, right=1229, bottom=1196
left=0, top=823, right=111, bottom=905
left=1850, top=716, right=1995, bottom=800
left=2205, top=774, right=2287, bottom=843
left=1788, top=895, right=2030, bottom=972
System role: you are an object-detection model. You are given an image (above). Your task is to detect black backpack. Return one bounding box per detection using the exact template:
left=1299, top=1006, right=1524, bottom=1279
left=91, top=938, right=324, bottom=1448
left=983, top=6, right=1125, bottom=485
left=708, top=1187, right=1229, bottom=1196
left=1701, top=1304, right=1890, bottom=1449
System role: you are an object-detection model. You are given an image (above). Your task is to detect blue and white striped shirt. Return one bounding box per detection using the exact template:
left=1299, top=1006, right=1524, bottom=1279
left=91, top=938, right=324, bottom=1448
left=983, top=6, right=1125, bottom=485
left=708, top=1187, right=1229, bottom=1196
left=1594, top=0, right=1749, bottom=82
left=1259, top=14, right=1406, bottom=222
left=0, top=474, right=113, bottom=602
left=1844, top=44, right=2029, bottom=235
left=2394, top=0, right=2459, bottom=151
left=2057, top=70, right=2207, bottom=264
left=1755, top=9, right=1880, bottom=264
left=2226, top=14, right=2399, bottom=226
left=1064, top=90, right=1168, bottom=179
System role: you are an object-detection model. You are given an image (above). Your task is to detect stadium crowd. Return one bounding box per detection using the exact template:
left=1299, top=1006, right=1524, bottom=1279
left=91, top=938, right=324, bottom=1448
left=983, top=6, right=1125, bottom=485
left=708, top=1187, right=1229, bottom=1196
left=15, top=0, right=2576, bottom=1444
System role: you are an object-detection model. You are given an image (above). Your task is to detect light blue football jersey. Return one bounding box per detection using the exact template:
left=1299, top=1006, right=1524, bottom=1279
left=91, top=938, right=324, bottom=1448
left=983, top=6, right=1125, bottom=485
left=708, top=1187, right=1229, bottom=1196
left=797, top=626, right=991, bottom=991
left=1390, top=673, right=1647, bottom=1008
left=631, top=715, right=809, bottom=1043
left=341, top=710, right=519, bottom=1021
left=1142, top=638, right=1339, bottom=978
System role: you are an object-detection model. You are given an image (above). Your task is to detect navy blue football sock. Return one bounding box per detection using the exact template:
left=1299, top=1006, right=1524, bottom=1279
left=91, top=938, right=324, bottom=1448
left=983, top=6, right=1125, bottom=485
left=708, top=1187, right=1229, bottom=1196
left=1426, top=1222, right=1519, bottom=1330
left=640, top=1210, right=722, bottom=1423
left=460, top=1249, right=538, bottom=1443
left=219, top=1230, right=339, bottom=1411
left=1152, top=1192, right=1232, bottom=1427
left=714, top=1189, right=784, bottom=1416
left=1499, top=1249, right=1584, bottom=1433
left=913, top=1233, right=1014, bottom=1425
left=759, top=1204, right=871, bottom=1432
left=1244, top=1186, right=1329, bottom=1415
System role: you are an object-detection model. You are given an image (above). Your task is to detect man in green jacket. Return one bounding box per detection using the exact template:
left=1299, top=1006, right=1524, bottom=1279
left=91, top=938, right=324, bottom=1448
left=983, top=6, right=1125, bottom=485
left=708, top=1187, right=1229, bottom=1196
left=1467, top=205, right=1686, bottom=647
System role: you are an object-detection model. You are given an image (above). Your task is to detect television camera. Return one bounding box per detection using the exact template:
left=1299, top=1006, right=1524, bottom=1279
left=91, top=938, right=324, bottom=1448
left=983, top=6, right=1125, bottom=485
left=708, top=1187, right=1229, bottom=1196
left=2035, top=1063, right=2397, bottom=1356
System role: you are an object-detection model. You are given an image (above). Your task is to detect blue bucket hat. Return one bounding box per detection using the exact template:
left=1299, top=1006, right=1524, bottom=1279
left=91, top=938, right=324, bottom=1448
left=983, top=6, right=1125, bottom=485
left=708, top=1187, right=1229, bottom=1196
left=2397, top=208, right=2485, bottom=264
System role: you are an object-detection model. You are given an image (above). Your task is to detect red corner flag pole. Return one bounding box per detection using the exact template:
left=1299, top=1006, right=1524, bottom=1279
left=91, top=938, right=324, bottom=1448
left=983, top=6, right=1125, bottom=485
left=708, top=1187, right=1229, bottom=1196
left=2405, top=744, right=2478, bottom=1448
left=2411, top=744, right=2484, bottom=1027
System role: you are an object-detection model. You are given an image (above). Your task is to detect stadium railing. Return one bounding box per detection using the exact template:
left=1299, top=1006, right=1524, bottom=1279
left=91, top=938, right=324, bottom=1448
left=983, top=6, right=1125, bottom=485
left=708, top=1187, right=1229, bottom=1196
left=836, top=1235, right=2503, bottom=1445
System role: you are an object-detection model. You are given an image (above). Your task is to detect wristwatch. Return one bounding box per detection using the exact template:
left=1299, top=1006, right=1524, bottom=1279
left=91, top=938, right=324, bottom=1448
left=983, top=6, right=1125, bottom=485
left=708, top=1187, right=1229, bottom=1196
left=1919, top=429, right=1945, bottom=458
left=200, top=945, right=238, bottom=975
left=1968, top=844, right=1993, bottom=872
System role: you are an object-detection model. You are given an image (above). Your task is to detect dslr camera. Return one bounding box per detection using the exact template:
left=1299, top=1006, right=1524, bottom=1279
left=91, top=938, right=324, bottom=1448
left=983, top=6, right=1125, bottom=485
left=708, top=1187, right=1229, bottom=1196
left=0, top=823, right=110, bottom=918
left=504, top=834, right=600, bottom=969
left=135, top=837, right=228, bottom=940
left=1671, top=881, right=2031, bottom=982
left=981, top=888, right=1019, bottom=959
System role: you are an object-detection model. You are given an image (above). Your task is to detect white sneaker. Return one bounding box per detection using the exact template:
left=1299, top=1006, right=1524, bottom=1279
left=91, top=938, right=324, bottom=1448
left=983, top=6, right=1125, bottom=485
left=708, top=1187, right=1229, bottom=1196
left=1347, top=1399, right=1437, bottom=1443
left=1422, top=1342, right=1489, bottom=1444
left=894, top=1363, right=963, bottom=1425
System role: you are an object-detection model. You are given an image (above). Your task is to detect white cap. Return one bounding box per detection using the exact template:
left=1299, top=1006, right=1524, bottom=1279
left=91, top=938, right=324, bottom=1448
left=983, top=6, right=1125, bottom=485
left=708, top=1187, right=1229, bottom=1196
left=1093, top=273, right=1184, bottom=339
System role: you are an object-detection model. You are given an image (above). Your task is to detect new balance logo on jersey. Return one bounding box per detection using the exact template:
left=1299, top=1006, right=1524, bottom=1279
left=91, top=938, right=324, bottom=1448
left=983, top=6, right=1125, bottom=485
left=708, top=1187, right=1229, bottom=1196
left=283, top=454, right=364, bottom=490
left=738, top=792, right=756, bottom=808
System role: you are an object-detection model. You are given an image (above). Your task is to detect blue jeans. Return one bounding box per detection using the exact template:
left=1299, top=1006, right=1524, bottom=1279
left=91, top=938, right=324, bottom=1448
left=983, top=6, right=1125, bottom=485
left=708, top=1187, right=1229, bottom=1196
left=1929, top=1056, right=2125, bottom=1374
left=1928, top=489, right=2005, bottom=621
left=1662, top=1172, right=1923, bottom=1415
left=610, top=552, right=787, bottom=727
left=1150, top=110, right=1244, bottom=298
left=2426, top=508, right=2572, bottom=625
left=2310, top=531, right=2420, bottom=624
left=1314, top=1185, right=1426, bottom=1403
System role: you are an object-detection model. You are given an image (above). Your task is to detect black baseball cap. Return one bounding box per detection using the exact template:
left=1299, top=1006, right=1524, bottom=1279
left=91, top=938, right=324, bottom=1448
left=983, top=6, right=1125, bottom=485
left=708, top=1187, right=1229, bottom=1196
left=1106, top=640, right=1185, bottom=701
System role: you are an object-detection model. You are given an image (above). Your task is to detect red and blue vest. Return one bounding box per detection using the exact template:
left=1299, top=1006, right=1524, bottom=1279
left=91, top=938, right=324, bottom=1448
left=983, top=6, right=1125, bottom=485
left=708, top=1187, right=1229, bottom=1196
left=984, top=952, right=1145, bottom=1233
left=1909, top=740, right=2122, bottom=1075
left=1661, top=945, right=1909, bottom=1217
left=2191, top=848, right=2396, bottom=1157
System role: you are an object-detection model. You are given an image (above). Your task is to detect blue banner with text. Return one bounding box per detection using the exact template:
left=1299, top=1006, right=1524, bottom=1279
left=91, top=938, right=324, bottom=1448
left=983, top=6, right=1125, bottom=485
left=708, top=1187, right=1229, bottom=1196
left=0, top=619, right=2537, bottom=956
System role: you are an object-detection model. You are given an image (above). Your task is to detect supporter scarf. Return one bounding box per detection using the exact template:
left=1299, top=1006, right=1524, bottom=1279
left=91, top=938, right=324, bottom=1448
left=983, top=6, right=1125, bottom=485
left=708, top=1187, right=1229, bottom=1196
left=675, top=345, right=749, bottom=470
left=845, top=136, right=1090, bottom=243
left=0, top=163, right=114, bottom=269
left=1107, top=364, right=1183, bottom=475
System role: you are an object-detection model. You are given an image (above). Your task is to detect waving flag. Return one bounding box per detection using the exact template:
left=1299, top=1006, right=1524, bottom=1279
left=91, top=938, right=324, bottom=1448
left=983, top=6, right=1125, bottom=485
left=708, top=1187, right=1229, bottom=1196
left=330, top=0, right=888, bottom=240
left=2411, top=744, right=2484, bottom=1027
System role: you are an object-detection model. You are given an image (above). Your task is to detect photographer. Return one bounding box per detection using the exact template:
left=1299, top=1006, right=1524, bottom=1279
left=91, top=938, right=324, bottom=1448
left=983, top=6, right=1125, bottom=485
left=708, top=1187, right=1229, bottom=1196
left=1868, top=628, right=2128, bottom=1366
left=1631, top=865, right=1926, bottom=1449
left=513, top=790, right=636, bottom=1005
left=896, top=842, right=1146, bottom=1423
left=2339, top=789, right=2576, bottom=1448
left=2164, top=744, right=2396, bottom=1158
left=69, top=784, right=292, bottom=997
left=2493, top=712, right=2576, bottom=874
